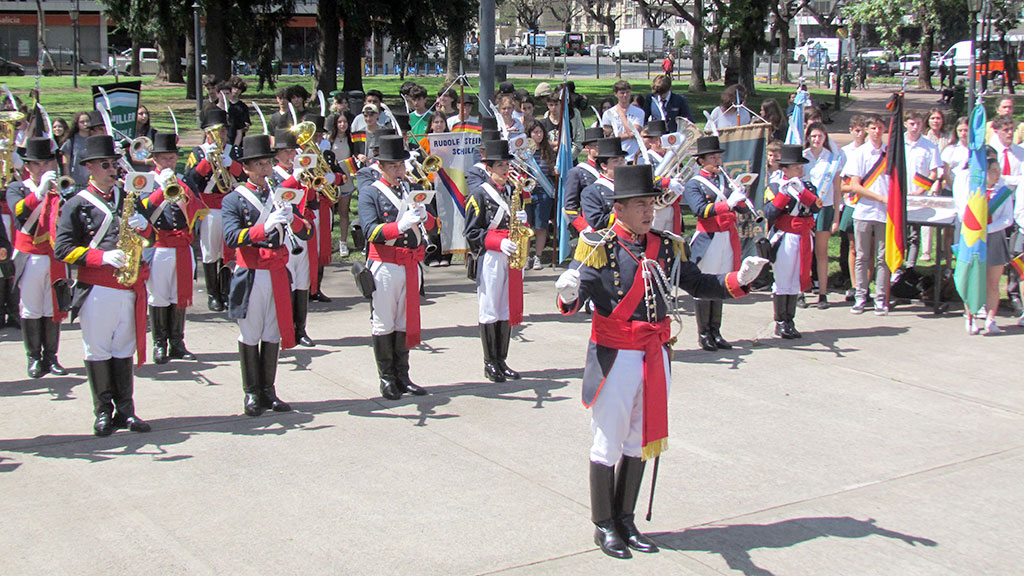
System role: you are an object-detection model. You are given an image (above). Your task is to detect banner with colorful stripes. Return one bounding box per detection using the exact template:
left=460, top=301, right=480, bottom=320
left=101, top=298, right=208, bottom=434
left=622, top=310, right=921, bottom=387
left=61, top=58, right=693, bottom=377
left=885, top=93, right=908, bottom=274
left=428, top=131, right=483, bottom=255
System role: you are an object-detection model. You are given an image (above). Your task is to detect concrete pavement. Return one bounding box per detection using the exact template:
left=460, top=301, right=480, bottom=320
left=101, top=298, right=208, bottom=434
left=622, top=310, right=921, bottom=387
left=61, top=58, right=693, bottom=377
left=1, top=259, right=1022, bottom=575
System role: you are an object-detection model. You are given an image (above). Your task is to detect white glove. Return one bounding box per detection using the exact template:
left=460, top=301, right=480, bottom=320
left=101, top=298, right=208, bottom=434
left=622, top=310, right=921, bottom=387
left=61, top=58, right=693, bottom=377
left=727, top=189, right=748, bottom=209
left=265, top=205, right=292, bottom=229
left=499, top=238, right=518, bottom=256
left=516, top=210, right=529, bottom=224
left=102, top=249, right=127, bottom=269
left=220, top=151, right=233, bottom=168
left=200, top=142, right=216, bottom=157
left=737, top=256, right=769, bottom=285
left=36, top=170, right=57, bottom=199
left=397, top=208, right=422, bottom=233
left=411, top=204, right=428, bottom=221
left=157, top=168, right=176, bottom=188
left=127, top=213, right=148, bottom=231
left=555, top=269, right=581, bottom=303
left=668, top=177, right=684, bottom=194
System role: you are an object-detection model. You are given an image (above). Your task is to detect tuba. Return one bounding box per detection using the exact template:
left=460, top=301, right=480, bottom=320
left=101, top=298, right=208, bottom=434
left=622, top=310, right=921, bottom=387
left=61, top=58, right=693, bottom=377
left=507, top=177, right=534, bottom=270
left=0, top=110, right=25, bottom=188
left=290, top=121, right=338, bottom=204
left=114, top=188, right=148, bottom=286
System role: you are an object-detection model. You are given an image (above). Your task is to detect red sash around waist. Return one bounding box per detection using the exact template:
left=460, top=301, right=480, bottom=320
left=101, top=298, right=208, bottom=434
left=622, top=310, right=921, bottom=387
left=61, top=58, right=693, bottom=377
left=369, top=243, right=425, bottom=348
left=155, top=229, right=195, bottom=308
left=775, top=213, right=814, bottom=292
left=77, top=265, right=150, bottom=366
left=236, top=246, right=295, bottom=349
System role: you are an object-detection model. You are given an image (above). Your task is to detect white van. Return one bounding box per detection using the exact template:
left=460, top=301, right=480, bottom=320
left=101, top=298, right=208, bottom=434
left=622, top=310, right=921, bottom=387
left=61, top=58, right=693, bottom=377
left=940, top=40, right=972, bottom=69
left=794, top=38, right=842, bottom=64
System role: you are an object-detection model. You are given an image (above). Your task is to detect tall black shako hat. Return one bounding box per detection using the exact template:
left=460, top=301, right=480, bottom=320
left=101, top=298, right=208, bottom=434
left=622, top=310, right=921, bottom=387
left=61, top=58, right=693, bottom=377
left=693, top=135, right=724, bottom=156
left=777, top=144, right=810, bottom=166
left=482, top=140, right=514, bottom=162
left=239, top=135, right=275, bottom=162
left=79, top=135, right=119, bottom=164
left=22, top=137, right=56, bottom=162
left=376, top=135, right=411, bottom=162
left=150, top=133, right=179, bottom=154
left=480, top=116, right=499, bottom=132
left=203, top=108, right=228, bottom=130
left=609, top=164, right=658, bottom=200
left=644, top=120, right=668, bottom=137
left=595, top=137, right=626, bottom=162
left=582, top=127, right=604, bottom=145
left=274, top=128, right=298, bottom=150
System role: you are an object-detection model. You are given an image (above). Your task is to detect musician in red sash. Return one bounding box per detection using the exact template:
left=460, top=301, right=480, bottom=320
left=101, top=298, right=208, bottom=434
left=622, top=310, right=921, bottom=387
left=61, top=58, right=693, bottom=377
left=6, top=137, right=70, bottom=378
left=222, top=134, right=312, bottom=417
left=766, top=145, right=821, bottom=338
left=54, top=135, right=154, bottom=436
left=555, top=164, right=766, bottom=559
left=140, top=133, right=206, bottom=364
left=358, top=135, right=434, bottom=400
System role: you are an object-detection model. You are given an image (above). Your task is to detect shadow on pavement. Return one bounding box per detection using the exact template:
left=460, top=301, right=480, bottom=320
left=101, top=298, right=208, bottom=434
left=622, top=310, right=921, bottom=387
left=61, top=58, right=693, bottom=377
left=0, top=374, right=83, bottom=401
left=653, top=516, right=937, bottom=576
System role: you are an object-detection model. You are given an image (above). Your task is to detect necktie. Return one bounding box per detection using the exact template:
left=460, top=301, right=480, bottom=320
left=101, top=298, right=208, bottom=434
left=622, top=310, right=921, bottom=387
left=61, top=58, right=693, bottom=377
left=1004, top=149, right=1011, bottom=176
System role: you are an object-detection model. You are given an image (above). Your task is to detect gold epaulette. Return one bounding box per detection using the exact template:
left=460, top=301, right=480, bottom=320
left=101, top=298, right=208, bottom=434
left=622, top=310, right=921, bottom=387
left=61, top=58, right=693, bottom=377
left=573, top=228, right=615, bottom=268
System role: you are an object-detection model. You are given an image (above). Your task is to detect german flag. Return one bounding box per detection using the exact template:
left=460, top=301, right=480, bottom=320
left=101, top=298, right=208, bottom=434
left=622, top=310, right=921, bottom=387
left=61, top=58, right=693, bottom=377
left=885, top=93, right=908, bottom=274
left=452, top=122, right=482, bottom=134
left=351, top=131, right=367, bottom=143
left=912, top=172, right=935, bottom=193
left=341, top=157, right=358, bottom=175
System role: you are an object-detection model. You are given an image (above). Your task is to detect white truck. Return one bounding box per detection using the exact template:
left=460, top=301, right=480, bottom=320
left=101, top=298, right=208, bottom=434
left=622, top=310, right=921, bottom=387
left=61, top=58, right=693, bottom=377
left=609, top=28, right=665, bottom=63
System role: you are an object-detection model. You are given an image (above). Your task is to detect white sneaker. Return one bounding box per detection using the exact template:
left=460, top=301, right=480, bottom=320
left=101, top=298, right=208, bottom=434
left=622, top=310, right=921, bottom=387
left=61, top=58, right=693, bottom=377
left=532, top=256, right=543, bottom=270
left=985, top=318, right=1001, bottom=335
left=339, top=244, right=350, bottom=258
left=976, top=306, right=987, bottom=320
left=1018, top=313, right=1024, bottom=327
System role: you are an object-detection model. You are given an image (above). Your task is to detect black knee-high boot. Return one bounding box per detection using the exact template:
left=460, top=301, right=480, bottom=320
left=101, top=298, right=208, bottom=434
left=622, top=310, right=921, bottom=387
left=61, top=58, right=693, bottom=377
left=85, top=359, right=115, bottom=436
left=786, top=293, right=802, bottom=338
left=614, top=456, right=659, bottom=553
left=238, top=342, right=262, bottom=416
left=150, top=305, right=170, bottom=364
left=111, top=356, right=150, bottom=432
left=22, top=317, right=45, bottom=378
left=774, top=294, right=790, bottom=338
left=480, top=323, right=505, bottom=382
left=591, top=461, right=631, bottom=559
left=694, top=299, right=716, bottom=351
left=202, top=262, right=224, bottom=311
left=708, top=300, right=731, bottom=349
left=41, top=318, right=67, bottom=375
left=312, top=266, right=331, bottom=302
left=259, top=341, right=290, bottom=411
left=496, top=320, right=520, bottom=379
left=373, top=334, right=401, bottom=400
left=393, top=331, right=426, bottom=395
left=168, top=306, right=196, bottom=359
left=292, top=290, right=314, bottom=347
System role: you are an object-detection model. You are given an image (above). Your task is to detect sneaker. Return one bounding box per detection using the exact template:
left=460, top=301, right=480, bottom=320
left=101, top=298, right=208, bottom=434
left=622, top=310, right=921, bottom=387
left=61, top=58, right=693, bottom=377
left=850, top=300, right=866, bottom=314
left=339, top=244, right=350, bottom=258
left=874, top=302, right=888, bottom=316
left=845, top=289, right=856, bottom=303
left=532, top=256, right=543, bottom=270
left=976, top=306, right=987, bottom=320
left=816, top=294, right=829, bottom=310
left=984, top=318, right=1001, bottom=335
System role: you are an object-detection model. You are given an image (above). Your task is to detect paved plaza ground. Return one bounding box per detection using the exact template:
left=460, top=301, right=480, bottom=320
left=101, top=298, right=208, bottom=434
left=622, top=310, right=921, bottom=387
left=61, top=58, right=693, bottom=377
left=1, top=260, right=1022, bottom=575
left=3, top=86, right=1022, bottom=574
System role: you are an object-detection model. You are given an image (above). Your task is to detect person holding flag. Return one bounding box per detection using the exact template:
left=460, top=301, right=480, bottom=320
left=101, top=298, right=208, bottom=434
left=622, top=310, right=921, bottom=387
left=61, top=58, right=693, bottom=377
left=842, top=114, right=894, bottom=315
left=554, top=163, right=767, bottom=559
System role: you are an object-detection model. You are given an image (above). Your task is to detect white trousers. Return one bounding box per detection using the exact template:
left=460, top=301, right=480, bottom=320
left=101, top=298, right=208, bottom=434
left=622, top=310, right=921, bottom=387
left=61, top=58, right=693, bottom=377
left=370, top=261, right=415, bottom=336
left=1, top=214, right=12, bottom=247
left=697, top=232, right=735, bottom=275
left=771, top=232, right=808, bottom=295
left=477, top=250, right=509, bottom=324
left=147, top=246, right=196, bottom=307
left=236, top=269, right=281, bottom=345
left=80, top=285, right=136, bottom=361
left=590, top=348, right=672, bottom=466
left=286, top=238, right=311, bottom=291
left=18, top=254, right=54, bottom=319
left=199, top=209, right=223, bottom=263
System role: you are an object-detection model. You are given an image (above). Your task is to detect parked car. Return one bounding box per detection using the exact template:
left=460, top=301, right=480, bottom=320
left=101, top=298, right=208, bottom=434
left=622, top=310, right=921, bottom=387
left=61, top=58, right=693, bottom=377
left=868, top=58, right=893, bottom=77
left=41, top=49, right=107, bottom=76
left=0, top=56, right=25, bottom=76
left=494, top=44, right=507, bottom=55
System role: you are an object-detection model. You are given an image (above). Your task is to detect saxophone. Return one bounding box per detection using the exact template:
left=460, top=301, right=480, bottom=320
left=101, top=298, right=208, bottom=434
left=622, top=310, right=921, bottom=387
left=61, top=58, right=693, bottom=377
left=507, top=178, right=534, bottom=270
left=206, top=124, right=237, bottom=193
left=114, top=188, right=147, bottom=286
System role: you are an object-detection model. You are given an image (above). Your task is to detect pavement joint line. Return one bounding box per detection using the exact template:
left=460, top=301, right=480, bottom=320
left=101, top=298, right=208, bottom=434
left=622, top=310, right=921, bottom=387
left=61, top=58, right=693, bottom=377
left=667, top=444, right=1024, bottom=534
left=475, top=547, right=597, bottom=575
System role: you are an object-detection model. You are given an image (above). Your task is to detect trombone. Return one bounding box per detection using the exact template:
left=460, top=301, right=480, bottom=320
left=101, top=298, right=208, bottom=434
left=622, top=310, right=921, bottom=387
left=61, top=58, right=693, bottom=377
left=407, top=150, right=442, bottom=190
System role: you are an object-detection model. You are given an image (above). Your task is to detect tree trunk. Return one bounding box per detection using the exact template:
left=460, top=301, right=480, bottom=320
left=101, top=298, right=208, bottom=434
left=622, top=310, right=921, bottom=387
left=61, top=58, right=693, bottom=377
left=205, top=0, right=232, bottom=80
left=917, top=29, right=934, bottom=91
left=708, top=45, right=722, bottom=82
left=689, top=0, right=706, bottom=93
left=342, top=24, right=364, bottom=92
left=185, top=27, right=196, bottom=99
left=156, top=35, right=184, bottom=83
left=131, top=38, right=141, bottom=77
left=314, top=0, right=340, bottom=95
left=739, top=44, right=756, bottom=95
left=605, top=21, right=616, bottom=45
left=777, top=18, right=791, bottom=84
left=446, top=30, right=464, bottom=85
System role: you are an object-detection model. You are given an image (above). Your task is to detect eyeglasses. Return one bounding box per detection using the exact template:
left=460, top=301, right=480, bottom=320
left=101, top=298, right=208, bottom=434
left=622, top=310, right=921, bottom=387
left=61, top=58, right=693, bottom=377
left=98, top=161, right=113, bottom=170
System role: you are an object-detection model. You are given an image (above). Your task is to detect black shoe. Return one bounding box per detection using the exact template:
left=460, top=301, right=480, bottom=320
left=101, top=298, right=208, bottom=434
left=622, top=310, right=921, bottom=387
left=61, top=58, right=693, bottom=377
left=698, top=331, right=718, bottom=351
left=93, top=412, right=114, bottom=437
left=710, top=330, right=732, bottom=350
left=481, top=323, right=506, bottom=382
left=816, top=294, right=830, bottom=310
left=203, top=262, right=226, bottom=311
left=613, top=456, right=658, bottom=553
left=293, top=290, right=315, bottom=347
left=775, top=321, right=793, bottom=338
left=695, top=300, right=716, bottom=351
left=594, top=521, right=632, bottom=559
left=785, top=320, right=802, bottom=339
left=484, top=361, right=506, bottom=383
left=28, top=357, right=47, bottom=379
left=708, top=301, right=731, bottom=349
left=393, top=332, right=427, bottom=396
left=373, top=334, right=402, bottom=400
left=244, top=393, right=263, bottom=417
left=796, top=293, right=809, bottom=309
left=23, top=317, right=45, bottom=378
left=168, top=341, right=196, bottom=360
left=311, top=291, right=332, bottom=303
left=153, top=344, right=169, bottom=365
left=47, top=359, right=68, bottom=376
left=1011, top=297, right=1024, bottom=316
left=296, top=334, right=315, bottom=347
left=112, top=414, right=151, bottom=432
left=591, top=461, right=631, bottom=559
left=208, top=295, right=225, bottom=312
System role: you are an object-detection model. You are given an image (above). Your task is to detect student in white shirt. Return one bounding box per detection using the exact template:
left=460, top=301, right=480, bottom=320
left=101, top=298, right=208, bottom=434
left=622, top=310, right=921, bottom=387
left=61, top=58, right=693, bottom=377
left=903, top=110, right=942, bottom=265
left=600, top=80, right=645, bottom=163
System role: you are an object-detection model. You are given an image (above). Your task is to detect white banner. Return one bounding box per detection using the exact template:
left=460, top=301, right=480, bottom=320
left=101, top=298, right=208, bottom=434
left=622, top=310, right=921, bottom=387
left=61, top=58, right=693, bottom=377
left=427, top=132, right=482, bottom=255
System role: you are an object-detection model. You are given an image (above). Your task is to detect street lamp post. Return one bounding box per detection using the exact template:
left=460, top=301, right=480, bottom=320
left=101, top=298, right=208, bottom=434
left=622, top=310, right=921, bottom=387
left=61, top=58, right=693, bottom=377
left=966, top=0, right=983, bottom=109
left=194, top=2, right=202, bottom=128
left=71, top=0, right=80, bottom=88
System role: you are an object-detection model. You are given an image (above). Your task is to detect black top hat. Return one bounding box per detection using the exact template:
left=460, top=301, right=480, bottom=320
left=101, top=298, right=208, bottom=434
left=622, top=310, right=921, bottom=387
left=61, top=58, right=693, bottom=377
left=239, top=135, right=275, bottom=162
left=203, top=108, right=228, bottom=130
left=609, top=164, right=658, bottom=200
left=390, top=112, right=411, bottom=132
left=482, top=140, right=514, bottom=162
left=376, top=135, right=411, bottom=162
left=302, top=113, right=326, bottom=133
left=151, top=133, right=179, bottom=154
left=644, top=120, right=667, bottom=137
left=582, top=127, right=604, bottom=144
left=480, top=117, right=499, bottom=132
left=480, top=129, right=502, bottom=144
left=22, top=137, right=55, bottom=162
left=375, top=128, right=397, bottom=140
left=777, top=144, right=810, bottom=166
left=595, top=138, right=626, bottom=161
left=78, top=135, right=119, bottom=164
left=86, top=110, right=105, bottom=129
left=274, top=129, right=298, bottom=149
left=693, top=135, right=724, bottom=156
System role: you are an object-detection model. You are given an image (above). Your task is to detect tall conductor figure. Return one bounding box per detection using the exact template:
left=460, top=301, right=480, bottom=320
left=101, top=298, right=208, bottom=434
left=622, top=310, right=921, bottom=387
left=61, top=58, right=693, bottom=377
left=464, top=139, right=525, bottom=383
left=222, top=134, right=312, bottom=417
left=359, top=135, right=434, bottom=401
left=54, top=135, right=155, bottom=436
left=554, top=164, right=767, bottom=559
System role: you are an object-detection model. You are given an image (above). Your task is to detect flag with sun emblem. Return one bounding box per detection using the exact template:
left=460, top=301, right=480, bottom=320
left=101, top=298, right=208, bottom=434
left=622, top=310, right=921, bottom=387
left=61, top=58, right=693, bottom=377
left=954, top=105, right=988, bottom=312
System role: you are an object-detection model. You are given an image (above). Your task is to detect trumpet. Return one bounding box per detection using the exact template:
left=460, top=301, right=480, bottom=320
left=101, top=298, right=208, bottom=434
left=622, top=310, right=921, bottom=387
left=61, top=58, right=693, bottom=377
left=720, top=169, right=765, bottom=223
left=290, top=121, right=338, bottom=204
left=407, top=151, right=442, bottom=190
left=54, top=176, right=77, bottom=198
